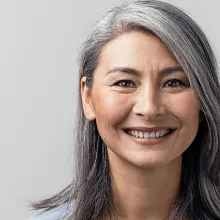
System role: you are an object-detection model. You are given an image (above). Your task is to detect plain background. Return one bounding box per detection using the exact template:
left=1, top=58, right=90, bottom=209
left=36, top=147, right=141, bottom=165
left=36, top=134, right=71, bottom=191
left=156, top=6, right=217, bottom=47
left=1, top=0, right=220, bottom=219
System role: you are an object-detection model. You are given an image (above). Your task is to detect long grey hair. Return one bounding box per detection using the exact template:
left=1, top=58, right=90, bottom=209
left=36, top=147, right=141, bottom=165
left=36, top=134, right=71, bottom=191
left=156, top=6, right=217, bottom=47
left=32, top=0, right=220, bottom=219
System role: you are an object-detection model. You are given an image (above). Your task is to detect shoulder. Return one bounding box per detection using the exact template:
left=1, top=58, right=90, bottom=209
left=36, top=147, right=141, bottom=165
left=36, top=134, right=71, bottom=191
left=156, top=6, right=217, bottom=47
left=27, top=205, right=68, bottom=220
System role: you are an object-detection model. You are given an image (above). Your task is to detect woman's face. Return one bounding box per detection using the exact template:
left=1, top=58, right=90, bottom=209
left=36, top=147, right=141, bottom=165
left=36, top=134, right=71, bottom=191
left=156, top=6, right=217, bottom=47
left=81, top=31, right=201, bottom=169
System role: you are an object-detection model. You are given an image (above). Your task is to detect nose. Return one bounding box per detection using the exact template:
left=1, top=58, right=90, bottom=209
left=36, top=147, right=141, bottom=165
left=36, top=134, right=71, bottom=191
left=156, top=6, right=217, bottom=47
left=132, top=85, right=166, bottom=120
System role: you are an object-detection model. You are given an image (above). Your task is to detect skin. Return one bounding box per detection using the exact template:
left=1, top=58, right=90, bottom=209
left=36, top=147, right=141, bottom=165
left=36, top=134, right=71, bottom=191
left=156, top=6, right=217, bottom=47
left=81, top=31, right=201, bottom=220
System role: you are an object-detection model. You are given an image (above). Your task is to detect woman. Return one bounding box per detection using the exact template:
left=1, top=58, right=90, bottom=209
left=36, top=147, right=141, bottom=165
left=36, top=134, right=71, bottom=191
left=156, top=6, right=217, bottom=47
left=29, top=0, right=220, bottom=219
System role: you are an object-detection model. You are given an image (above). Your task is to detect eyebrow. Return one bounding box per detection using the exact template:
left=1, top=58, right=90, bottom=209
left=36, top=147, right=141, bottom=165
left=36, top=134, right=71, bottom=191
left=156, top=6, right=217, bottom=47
left=106, top=66, right=184, bottom=77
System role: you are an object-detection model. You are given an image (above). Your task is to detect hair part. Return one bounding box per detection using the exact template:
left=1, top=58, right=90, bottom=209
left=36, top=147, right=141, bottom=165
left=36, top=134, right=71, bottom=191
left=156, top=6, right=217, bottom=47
left=32, top=1, right=220, bottom=219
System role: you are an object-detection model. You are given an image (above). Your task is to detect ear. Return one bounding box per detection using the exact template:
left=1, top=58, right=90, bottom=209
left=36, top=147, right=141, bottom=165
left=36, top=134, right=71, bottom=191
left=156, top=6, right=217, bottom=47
left=81, top=76, right=96, bottom=121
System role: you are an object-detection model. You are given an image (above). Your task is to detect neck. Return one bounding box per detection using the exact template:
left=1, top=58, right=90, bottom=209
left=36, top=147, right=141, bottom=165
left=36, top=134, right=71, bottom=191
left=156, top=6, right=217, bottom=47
left=105, top=152, right=182, bottom=220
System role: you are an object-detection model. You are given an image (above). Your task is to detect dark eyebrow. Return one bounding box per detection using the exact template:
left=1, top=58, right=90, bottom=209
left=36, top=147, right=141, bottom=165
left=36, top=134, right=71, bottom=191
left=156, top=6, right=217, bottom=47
left=107, top=67, right=140, bottom=76
left=158, top=66, right=184, bottom=76
left=106, top=66, right=184, bottom=77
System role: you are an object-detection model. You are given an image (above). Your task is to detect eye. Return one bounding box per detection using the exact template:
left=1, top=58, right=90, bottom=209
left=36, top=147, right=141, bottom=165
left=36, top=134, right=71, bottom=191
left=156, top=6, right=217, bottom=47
left=163, top=79, right=188, bottom=88
left=113, top=80, right=136, bottom=88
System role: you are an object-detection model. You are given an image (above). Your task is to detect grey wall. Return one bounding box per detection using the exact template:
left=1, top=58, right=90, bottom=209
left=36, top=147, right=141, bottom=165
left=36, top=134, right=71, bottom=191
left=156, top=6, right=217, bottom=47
left=1, top=0, right=219, bottom=219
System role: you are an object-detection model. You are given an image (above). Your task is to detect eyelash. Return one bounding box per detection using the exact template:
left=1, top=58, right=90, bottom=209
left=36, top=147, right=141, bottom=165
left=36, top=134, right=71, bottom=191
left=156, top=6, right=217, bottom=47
left=163, top=79, right=189, bottom=88
left=113, top=79, right=189, bottom=88
left=113, top=80, right=135, bottom=88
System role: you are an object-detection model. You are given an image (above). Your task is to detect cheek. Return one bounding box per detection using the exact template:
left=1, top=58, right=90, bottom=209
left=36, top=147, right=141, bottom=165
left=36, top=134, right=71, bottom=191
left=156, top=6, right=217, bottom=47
left=164, top=93, right=200, bottom=158
left=92, top=91, right=131, bottom=126
left=170, top=92, right=200, bottom=141
left=169, top=91, right=200, bottom=120
left=92, top=91, right=132, bottom=146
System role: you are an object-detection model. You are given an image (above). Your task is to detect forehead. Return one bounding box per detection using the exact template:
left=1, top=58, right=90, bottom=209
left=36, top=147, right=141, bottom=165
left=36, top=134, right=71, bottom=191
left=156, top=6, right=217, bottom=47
left=97, top=31, right=178, bottom=73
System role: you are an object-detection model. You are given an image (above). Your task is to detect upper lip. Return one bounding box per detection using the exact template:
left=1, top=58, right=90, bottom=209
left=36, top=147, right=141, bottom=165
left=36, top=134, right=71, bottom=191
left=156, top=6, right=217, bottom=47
left=123, top=126, right=176, bottom=132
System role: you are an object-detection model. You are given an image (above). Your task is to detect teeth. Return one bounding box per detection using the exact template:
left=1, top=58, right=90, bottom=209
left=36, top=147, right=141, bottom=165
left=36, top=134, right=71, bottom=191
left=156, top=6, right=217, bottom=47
left=160, top=130, right=166, bottom=137
left=139, top=132, right=144, bottom=138
left=126, top=129, right=172, bottom=139
left=164, top=130, right=170, bottom=135
left=149, top=132, right=155, bottom=138
left=144, top=132, right=149, bottom=138
left=156, top=131, right=160, bottom=137
left=135, top=131, right=138, bottom=137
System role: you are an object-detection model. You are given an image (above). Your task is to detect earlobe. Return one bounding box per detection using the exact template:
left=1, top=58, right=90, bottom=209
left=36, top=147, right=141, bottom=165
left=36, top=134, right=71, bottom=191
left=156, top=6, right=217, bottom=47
left=81, top=76, right=96, bottom=121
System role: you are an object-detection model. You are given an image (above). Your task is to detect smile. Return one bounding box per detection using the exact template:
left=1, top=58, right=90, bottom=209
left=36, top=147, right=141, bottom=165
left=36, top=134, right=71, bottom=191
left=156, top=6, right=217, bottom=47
left=125, top=129, right=174, bottom=139
left=123, top=128, right=176, bottom=145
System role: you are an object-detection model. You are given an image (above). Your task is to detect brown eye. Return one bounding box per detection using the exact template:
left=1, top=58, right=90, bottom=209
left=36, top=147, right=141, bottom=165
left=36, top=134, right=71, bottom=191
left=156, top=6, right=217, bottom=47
left=163, top=79, right=187, bottom=88
left=114, top=80, right=135, bottom=88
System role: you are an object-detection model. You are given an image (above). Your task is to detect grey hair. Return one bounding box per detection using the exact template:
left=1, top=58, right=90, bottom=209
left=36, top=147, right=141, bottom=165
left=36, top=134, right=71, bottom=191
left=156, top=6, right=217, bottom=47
left=32, top=1, right=220, bottom=219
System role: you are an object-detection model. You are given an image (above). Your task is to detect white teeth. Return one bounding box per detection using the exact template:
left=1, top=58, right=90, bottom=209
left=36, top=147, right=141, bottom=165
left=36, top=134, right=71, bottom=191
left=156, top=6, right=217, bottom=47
left=135, top=131, right=138, bottom=137
left=160, top=130, right=166, bottom=137
left=126, top=129, right=172, bottom=139
left=139, top=132, right=143, bottom=138
left=149, top=132, right=156, bottom=138
left=144, top=132, right=149, bottom=138
left=156, top=131, right=160, bottom=137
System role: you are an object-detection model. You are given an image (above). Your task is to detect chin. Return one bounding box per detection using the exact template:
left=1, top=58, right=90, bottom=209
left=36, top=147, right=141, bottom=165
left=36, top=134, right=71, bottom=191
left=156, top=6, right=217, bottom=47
left=126, top=155, right=182, bottom=170
left=132, top=161, right=166, bottom=170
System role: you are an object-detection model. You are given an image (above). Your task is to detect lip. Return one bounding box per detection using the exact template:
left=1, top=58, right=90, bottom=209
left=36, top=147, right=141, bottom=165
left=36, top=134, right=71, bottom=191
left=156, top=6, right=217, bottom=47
left=123, top=128, right=176, bottom=145
left=123, top=126, right=176, bottom=132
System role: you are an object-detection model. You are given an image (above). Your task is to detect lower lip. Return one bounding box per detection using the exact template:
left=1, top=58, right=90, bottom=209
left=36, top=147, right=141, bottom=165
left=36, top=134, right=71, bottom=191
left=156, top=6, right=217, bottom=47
left=124, top=130, right=176, bottom=145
